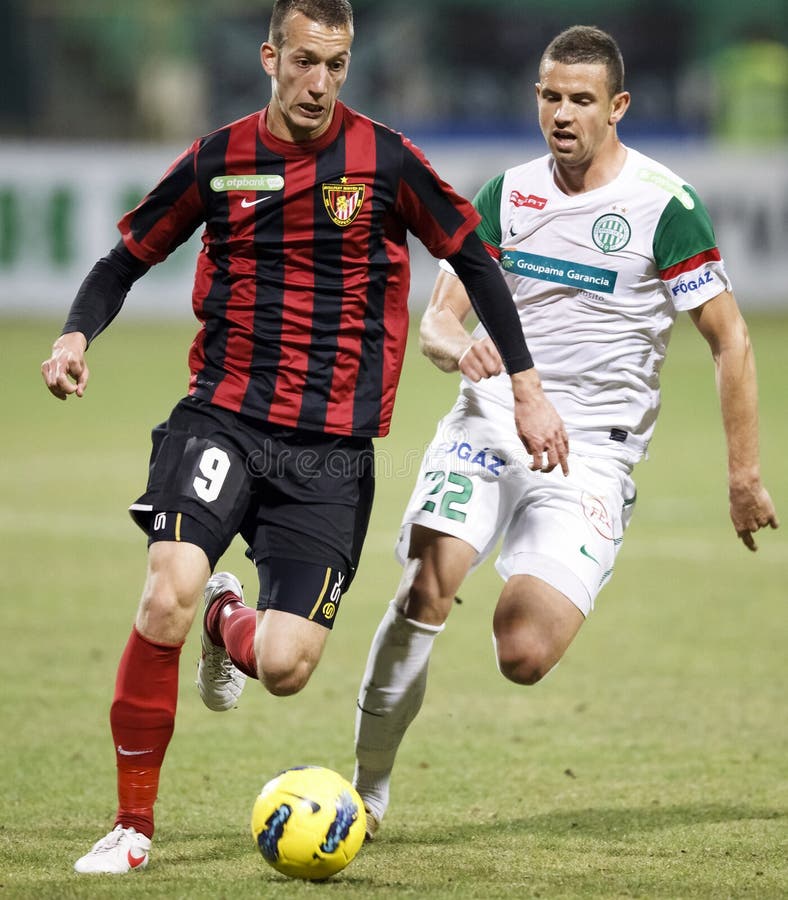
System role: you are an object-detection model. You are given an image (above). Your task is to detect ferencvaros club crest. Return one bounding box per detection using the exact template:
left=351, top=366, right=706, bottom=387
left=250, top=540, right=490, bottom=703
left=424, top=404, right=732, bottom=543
left=322, top=177, right=365, bottom=226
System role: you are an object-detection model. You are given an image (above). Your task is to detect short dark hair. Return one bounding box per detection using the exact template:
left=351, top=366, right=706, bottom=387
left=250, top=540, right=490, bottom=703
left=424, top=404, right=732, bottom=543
left=540, top=26, right=625, bottom=96
left=269, top=0, right=354, bottom=48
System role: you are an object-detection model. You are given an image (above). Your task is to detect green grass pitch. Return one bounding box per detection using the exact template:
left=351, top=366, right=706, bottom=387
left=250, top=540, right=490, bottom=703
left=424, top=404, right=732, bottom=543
left=1, top=314, right=785, bottom=898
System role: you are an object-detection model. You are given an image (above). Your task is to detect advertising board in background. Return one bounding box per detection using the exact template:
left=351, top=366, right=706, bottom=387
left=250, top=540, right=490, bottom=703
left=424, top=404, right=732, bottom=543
left=1, top=141, right=785, bottom=317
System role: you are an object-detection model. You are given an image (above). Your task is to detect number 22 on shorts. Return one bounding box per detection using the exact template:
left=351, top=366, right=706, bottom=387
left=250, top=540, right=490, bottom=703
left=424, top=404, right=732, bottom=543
left=420, top=471, right=473, bottom=522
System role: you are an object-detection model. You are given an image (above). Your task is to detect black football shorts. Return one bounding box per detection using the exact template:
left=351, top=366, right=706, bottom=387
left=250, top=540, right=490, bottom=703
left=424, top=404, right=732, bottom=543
left=129, top=396, right=375, bottom=628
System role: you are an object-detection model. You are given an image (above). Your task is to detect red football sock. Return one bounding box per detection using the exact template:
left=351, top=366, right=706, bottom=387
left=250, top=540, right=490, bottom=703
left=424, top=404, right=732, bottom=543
left=110, top=627, right=182, bottom=838
left=218, top=605, right=258, bottom=679
left=205, top=589, right=258, bottom=679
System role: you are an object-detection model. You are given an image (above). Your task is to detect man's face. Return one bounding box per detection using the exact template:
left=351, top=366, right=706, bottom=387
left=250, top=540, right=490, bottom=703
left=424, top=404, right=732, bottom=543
left=536, top=60, right=628, bottom=169
left=261, top=11, right=352, bottom=142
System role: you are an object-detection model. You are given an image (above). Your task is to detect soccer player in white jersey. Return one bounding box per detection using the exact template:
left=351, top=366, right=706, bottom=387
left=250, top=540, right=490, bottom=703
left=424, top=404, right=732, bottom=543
left=353, top=25, right=779, bottom=838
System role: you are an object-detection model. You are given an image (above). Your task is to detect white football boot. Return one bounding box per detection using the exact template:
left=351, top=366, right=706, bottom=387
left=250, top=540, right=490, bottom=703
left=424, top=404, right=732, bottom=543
left=197, top=572, right=248, bottom=711
left=363, top=805, right=381, bottom=842
left=73, top=825, right=151, bottom=874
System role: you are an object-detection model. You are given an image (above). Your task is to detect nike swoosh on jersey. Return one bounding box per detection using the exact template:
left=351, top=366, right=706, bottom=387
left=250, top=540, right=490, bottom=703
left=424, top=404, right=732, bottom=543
left=240, top=196, right=271, bottom=208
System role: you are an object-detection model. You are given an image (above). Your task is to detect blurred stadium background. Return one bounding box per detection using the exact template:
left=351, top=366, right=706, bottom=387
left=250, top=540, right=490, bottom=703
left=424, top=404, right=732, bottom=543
left=0, top=0, right=786, bottom=317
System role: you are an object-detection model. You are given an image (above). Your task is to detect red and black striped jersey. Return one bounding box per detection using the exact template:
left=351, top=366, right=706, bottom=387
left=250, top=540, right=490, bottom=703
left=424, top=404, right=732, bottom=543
left=118, top=102, right=480, bottom=437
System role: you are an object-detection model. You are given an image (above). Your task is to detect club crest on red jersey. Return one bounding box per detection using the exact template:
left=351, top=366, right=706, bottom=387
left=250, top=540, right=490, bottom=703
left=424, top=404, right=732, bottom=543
left=322, top=179, right=365, bottom=226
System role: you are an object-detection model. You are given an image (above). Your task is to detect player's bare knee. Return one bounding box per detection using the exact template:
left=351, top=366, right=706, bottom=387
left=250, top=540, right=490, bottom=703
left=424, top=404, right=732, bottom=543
left=497, top=643, right=555, bottom=686
left=258, top=658, right=313, bottom=696
left=258, top=665, right=304, bottom=696
left=136, top=581, right=196, bottom=641
left=499, top=658, right=548, bottom=686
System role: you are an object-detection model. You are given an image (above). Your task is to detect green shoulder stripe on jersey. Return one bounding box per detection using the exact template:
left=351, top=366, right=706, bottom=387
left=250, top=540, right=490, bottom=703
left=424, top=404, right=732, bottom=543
left=472, top=174, right=504, bottom=248
left=652, top=185, right=717, bottom=272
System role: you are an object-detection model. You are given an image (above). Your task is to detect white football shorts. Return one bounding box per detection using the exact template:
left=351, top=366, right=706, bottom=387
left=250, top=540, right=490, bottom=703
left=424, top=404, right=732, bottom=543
left=396, top=394, right=637, bottom=616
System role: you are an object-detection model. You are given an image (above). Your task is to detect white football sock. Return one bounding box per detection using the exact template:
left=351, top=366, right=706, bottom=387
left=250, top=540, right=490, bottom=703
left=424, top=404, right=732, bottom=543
left=354, top=599, right=444, bottom=821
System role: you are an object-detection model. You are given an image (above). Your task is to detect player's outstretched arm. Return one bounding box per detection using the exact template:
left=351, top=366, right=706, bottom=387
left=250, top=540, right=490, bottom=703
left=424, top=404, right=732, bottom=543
left=419, top=269, right=503, bottom=379
left=41, top=331, right=89, bottom=401
left=510, top=368, right=569, bottom=475
left=40, top=245, right=150, bottom=402
left=420, top=268, right=569, bottom=475
left=689, top=290, right=779, bottom=550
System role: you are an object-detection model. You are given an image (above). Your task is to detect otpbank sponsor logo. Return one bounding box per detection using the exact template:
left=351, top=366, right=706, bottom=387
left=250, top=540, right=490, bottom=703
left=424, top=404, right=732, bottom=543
left=210, top=174, right=284, bottom=192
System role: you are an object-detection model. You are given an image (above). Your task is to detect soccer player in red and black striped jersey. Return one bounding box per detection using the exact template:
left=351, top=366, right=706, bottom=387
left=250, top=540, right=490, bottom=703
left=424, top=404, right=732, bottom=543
left=41, top=0, right=568, bottom=874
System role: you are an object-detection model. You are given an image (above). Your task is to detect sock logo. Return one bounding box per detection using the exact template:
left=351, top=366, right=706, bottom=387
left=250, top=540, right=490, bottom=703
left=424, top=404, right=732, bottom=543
left=117, top=745, right=154, bottom=757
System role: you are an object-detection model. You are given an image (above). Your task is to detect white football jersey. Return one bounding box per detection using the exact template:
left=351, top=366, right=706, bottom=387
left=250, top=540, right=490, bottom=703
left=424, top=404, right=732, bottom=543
left=453, top=146, right=732, bottom=464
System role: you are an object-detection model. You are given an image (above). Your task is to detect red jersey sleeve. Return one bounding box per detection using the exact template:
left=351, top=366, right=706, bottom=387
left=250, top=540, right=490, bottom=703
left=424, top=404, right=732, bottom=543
left=395, top=137, right=481, bottom=259
left=118, top=140, right=205, bottom=265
